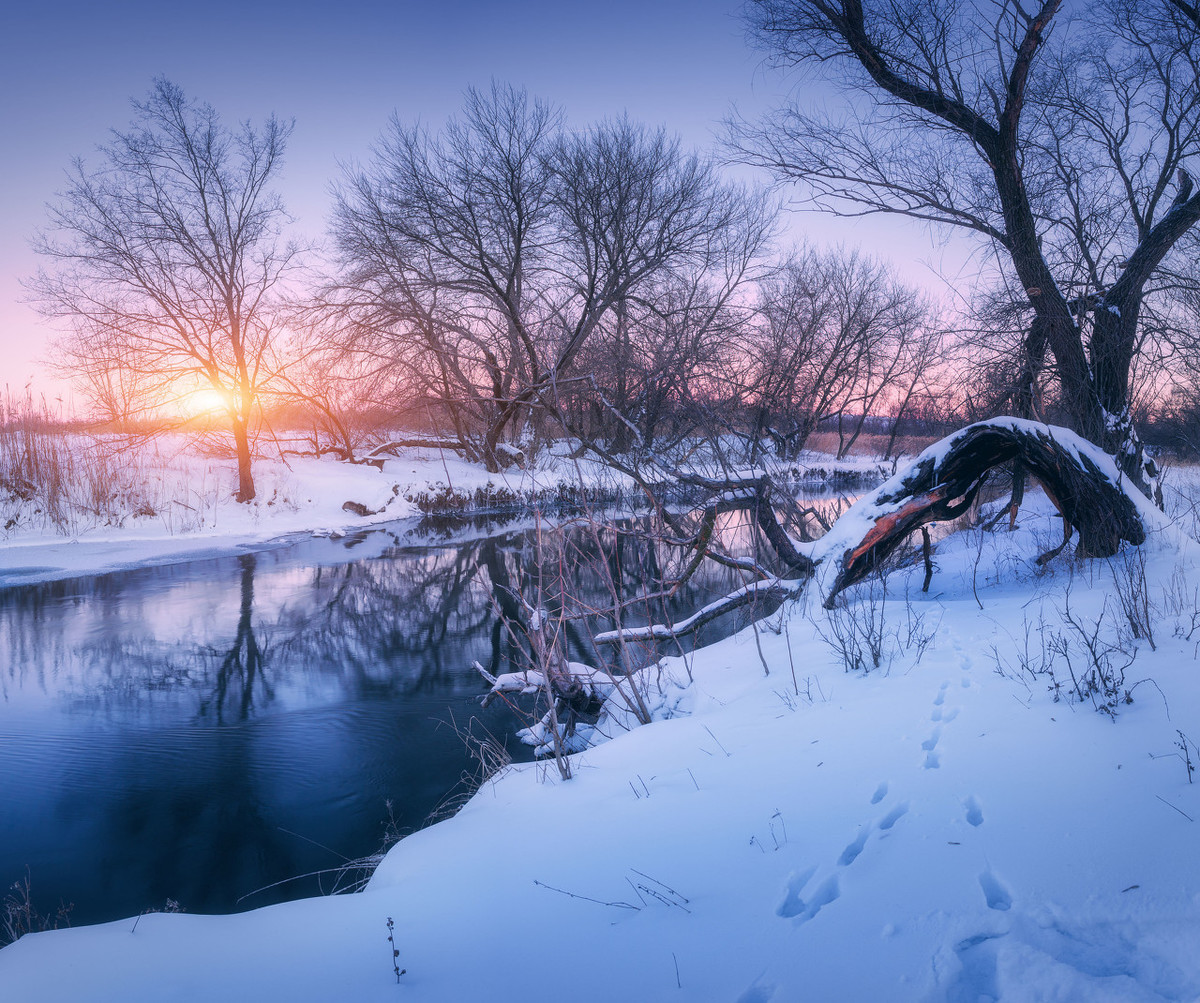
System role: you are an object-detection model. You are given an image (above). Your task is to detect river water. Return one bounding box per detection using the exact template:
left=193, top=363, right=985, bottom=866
left=3, top=505, right=857, bottom=930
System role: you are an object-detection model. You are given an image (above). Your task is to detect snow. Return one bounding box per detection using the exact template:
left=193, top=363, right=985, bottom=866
left=3, top=442, right=1200, bottom=1001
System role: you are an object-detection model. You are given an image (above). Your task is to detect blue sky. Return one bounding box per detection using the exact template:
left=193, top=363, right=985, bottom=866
left=0, top=0, right=951, bottom=392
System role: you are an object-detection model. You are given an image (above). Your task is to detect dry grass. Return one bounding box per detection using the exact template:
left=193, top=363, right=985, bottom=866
left=802, top=430, right=939, bottom=459
left=0, top=390, right=212, bottom=537
left=2, top=872, right=72, bottom=946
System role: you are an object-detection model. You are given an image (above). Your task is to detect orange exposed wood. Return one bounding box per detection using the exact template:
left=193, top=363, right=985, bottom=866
left=842, top=484, right=951, bottom=569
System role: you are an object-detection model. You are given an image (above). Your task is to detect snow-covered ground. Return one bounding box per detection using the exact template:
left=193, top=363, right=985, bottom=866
left=3, top=443, right=1199, bottom=1001
left=0, top=440, right=626, bottom=586
left=0, top=436, right=887, bottom=586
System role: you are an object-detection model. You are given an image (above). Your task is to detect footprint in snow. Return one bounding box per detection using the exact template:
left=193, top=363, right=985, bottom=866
left=978, top=870, right=1013, bottom=911
left=879, top=801, right=909, bottom=830
left=951, top=932, right=1003, bottom=1001
left=776, top=866, right=816, bottom=918
left=777, top=869, right=840, bottom=924
left=839, top=800, right=909, bottom=866
left=964, top=795, right=984, bottom=827
left=838, top=828, right=869, bottom=867
left=934, top=682, right=949, bottom=707
left=922, top=729, right=942, bottom=768
left=870, top=781, right=888, bottom=805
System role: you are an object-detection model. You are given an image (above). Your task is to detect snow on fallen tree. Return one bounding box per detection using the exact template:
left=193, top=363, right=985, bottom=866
left=596, top=418, right=1157, bottom=644
left=473, top=603, right=636, bottom=763
left=816, top=418, right=1152, bottom=605
left=594, top=578, right=799, bottom=645
left=475, top=659, right=615, bottom=757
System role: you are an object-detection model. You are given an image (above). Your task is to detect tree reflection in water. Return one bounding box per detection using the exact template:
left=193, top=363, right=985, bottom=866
left=0, top=502, right=851, bottom=927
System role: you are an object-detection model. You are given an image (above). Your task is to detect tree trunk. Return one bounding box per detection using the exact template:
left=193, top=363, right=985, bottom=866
left=232, top=417, right=256, bottom=503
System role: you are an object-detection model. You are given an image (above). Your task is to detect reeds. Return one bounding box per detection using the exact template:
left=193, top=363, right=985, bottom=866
left=0, top=388, right=209, bottom=537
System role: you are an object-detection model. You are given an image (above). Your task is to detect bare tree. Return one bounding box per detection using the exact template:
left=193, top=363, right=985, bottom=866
left=30, top=79, right=301, bottom=501
left=328, top=83, right=774, bottom=470
left=740, top=247, right=939, bottom=461
left=731, top=0, right=1200, bottom=497
left=563, top=237, right=766, bottom=454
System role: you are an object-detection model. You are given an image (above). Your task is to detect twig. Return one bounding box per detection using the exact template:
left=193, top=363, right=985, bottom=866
left=785, top=627, right=799, bottom=696
left=751, top=618, right=771, bottom=677
left=703, top=724, right=731, bottom=757
left=1154, top=794, right=1195, bottom=822
left=533, top=879, right=639, bottom=910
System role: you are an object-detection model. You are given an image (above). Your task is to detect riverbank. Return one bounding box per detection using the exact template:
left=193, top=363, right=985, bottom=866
left=2, top=478, right=1199, bottom=1000
left=0, top=438, right=888, bottom=586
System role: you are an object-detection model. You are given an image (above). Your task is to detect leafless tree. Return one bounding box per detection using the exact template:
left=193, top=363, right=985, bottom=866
left=30, top=79, right=301, bottom=501
left=328, top=83, right=774, bottom=470
left=739, top=247, right=941, bottom=461
left=562, top=257, right=760, bottom=454
left=731, top=0, right=1200, bottom=497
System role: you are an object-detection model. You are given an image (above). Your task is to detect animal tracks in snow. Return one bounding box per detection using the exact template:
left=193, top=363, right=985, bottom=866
left=781, top=801, right=910, bottom=924
left=870, top=781, right=888, bottom=805
left=879, top=802, right=909, bottom=830
left=923, top=682, right=963, bottom=768
left=837, top=801, right=910, bottom=866
left=837, top=829, right=869, bottom=867
left=964, top=795, right=984, bottom=827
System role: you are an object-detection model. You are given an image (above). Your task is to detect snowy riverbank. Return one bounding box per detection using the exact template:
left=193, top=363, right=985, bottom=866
left=0, top=443, right=612, bottom=586
left=2, top=474, right=1199, bottom=1000
left=0, top=439, right=888, bottom=587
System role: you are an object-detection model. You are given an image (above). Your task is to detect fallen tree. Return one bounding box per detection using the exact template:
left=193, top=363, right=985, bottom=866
left=819, top=419, right=1149, bottom=604
left=595, top=418, right=1154, bottom=646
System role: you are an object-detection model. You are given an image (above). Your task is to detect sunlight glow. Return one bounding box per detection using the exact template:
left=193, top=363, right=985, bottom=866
left=181, top=387, right=230, bottom=419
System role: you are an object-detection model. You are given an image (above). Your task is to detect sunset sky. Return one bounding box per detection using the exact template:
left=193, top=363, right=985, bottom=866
left=0, top=0, right=953, bottom=398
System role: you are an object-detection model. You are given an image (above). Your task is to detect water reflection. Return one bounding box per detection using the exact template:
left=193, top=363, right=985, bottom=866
left=0, top=500, right=852, bottom=928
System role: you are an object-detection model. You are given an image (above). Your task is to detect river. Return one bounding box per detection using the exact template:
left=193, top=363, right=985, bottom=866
left=0, top=501, right=855, bottom=929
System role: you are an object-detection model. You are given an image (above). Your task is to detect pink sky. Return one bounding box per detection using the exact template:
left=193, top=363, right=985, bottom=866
left=0, top=0, right=967, bottom=404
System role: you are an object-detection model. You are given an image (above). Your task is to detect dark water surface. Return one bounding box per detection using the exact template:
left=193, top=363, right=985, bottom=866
left=1, top=509, right=822, bottom=929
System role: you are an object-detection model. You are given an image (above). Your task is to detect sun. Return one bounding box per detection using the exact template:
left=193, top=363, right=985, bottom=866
left=181, top=387, right=230, bottom=419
